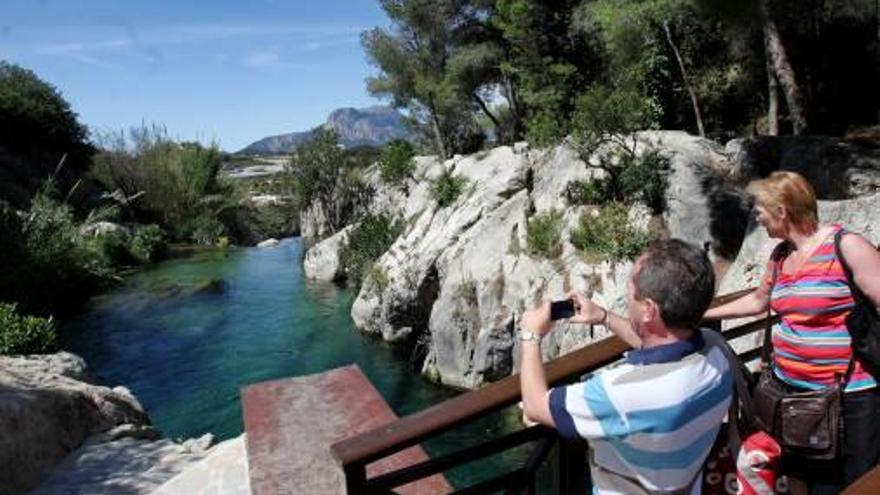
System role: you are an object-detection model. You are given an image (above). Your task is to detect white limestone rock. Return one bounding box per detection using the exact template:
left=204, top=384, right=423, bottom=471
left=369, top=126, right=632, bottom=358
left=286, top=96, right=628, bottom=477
left=0, top=352, right=150, bottom=494
left=256, top=238, right=280, bottom=248
left=303, top=225, right=353, bottom=281
left=351, top=146, right=529, bottom=343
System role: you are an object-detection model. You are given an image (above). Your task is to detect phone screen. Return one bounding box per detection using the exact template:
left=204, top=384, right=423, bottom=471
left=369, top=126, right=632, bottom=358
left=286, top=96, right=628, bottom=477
left=550, top=300, right=575, bottom=321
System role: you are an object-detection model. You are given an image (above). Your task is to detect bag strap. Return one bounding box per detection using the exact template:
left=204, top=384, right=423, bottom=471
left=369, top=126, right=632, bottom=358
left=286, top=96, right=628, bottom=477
left=760, top=250, right=783, bottom=365
left=835, top=229, right=870, bottom=308
left=702, top=330, right=755, bottom=454
left=833, top=229, right=859, bottom=385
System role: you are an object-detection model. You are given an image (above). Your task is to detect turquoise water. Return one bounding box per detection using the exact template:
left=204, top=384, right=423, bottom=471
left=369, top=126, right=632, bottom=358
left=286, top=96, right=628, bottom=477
left=61, top=238, right=541, bottom=488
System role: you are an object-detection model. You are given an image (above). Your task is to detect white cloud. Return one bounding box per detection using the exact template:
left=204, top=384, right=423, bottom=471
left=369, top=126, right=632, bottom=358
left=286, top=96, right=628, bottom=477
left=243, top=49, right=281, bottom=68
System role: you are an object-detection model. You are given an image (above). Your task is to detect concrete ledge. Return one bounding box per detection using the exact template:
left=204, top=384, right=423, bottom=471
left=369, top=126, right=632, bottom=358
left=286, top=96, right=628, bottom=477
left=242, top=365, right=452, bottom=495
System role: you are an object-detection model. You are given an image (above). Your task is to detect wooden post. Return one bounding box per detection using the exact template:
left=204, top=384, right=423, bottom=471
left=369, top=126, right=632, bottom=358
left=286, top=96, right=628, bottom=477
left=552, top=439, right=588, bottom=495
left=343, top=462, right=367, bottom=495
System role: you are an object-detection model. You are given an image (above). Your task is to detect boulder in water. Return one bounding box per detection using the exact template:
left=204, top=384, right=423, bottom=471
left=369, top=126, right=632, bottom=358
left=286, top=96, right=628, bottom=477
left=257, top=238, right=280, bottom=248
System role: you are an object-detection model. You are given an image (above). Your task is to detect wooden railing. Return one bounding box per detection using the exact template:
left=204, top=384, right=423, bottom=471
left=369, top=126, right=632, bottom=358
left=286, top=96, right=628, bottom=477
left=330, top=288, right=879, bottom=494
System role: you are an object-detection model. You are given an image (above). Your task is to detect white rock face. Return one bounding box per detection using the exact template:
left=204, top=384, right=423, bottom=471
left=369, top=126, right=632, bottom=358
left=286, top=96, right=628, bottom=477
left=350, top=145, right=529, bottom=343
left=0, top=352, right=225, bottom=495
left=303, top=226, right=353, bottom=281
left=306, top=131, right=880, bottom=388
left=342, top=133, right=742, bottom=387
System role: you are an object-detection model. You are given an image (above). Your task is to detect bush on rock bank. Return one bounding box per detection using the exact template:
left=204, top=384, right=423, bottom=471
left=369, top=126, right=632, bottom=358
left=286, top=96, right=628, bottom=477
left=0, top=303, right=57, bottom=355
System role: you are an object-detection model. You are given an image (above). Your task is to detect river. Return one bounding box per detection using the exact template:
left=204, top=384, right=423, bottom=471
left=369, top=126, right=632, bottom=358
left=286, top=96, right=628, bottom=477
left=61, top=237, right=541, bottom=488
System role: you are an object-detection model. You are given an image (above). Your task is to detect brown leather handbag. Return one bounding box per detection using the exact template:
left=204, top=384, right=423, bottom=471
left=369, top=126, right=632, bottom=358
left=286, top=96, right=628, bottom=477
left=751, top=254, right=853, bottom=461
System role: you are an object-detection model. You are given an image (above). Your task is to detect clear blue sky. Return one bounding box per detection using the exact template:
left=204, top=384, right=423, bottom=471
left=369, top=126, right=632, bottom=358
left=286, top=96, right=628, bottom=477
left=0, top=0, right=391, bottom=151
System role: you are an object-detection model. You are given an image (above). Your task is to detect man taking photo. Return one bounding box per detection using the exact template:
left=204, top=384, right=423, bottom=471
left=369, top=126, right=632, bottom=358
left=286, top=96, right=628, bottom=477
left=520, top=239, right=732, bottom=495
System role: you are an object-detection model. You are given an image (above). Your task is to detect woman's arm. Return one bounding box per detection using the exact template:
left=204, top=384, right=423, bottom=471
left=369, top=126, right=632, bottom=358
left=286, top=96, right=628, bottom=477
left=841, top=233, right=880, bottom=306
left=703, top=271, right=772, bottom=320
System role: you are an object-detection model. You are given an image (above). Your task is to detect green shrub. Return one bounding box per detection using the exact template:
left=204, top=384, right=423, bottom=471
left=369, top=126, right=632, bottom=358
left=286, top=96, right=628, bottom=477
left=618, top=150, right=670, bottom=214
left=565, top=178, right=609, bottom=205
left=430, top=170, right=468, bottom=208
left=129, top=225, right=166, bottom=263
left=89, top=231, right=132, bottom=266
left=570, top=203, right=657, bottom=262
left=340, top=214, right=404, bottom=288
left=0, top=184, right=115, bottom=315
left=0, top=303, right=57, bottom=355
left=379, top=140, right=416, bottom=185
left=526, top=209, right=564, bottom=259
left=572, top=85, right=660, bottom=155
left=92, top=125, right=250, bottom=245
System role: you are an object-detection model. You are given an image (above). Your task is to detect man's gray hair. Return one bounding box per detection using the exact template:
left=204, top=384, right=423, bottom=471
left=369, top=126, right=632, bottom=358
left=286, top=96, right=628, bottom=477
left=633, top=239, right=715, bottom=329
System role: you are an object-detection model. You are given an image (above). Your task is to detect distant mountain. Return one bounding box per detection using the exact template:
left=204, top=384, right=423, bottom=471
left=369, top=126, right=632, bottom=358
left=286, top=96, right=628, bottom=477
left=237, top=106, right=411, bottom=155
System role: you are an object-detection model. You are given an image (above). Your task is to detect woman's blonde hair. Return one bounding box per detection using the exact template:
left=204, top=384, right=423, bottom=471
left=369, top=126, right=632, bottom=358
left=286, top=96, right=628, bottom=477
left=747, top=171, right=818, bottom=233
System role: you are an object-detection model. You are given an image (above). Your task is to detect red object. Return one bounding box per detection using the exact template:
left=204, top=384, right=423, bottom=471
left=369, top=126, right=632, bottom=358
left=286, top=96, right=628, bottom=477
left=704, top=428, right=786, bottom=495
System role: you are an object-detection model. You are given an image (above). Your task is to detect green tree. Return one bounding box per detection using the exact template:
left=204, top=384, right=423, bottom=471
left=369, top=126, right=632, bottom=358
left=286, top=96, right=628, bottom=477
left=492, top=0, right=604, bottom=147
left=285, top=129, right=372, bottom=232
left=0, top=62, right=94, bottom=208
left=363, top=0, right=484, bottom=158
left=378, top=139, right=416, bottom=186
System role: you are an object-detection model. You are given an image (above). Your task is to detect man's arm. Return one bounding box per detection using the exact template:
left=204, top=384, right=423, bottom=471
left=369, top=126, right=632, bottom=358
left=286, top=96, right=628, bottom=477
left=567, top=291, right=641, bottom=349
left=519, top=301, right=555, bottom=427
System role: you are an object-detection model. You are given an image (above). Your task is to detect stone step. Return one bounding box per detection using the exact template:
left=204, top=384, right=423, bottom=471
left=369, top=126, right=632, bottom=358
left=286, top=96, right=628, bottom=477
left=241, top=365, right=452, bottom=495
left=151, top=436, right=250, bottom=495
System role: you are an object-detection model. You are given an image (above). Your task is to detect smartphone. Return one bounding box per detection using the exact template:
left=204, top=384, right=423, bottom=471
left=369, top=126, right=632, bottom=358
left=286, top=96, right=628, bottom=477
left=550, top=300, right=575, bottom=321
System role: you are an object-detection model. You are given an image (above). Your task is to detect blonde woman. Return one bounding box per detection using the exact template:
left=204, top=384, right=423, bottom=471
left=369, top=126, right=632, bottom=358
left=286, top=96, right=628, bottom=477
left=705, top=171, right=880, bottom=494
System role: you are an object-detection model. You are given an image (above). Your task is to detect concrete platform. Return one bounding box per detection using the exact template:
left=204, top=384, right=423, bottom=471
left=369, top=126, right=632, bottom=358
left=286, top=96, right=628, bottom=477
left=242, top=365, right=452, bottom=495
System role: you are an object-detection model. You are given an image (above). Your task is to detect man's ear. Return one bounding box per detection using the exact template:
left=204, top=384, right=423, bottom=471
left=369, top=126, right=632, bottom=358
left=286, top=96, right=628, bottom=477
left=643, top=298, right=661, bottom=325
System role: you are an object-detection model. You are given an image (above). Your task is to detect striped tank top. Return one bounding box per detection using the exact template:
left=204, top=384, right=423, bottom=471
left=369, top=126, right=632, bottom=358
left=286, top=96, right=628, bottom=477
left=767, top=224, right=877, bottom=392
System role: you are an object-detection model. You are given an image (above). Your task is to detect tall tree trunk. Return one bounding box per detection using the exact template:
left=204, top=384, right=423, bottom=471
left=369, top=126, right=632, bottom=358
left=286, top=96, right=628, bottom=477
left=426, top=98, right=449, bottom=159
left=473, top=93, right=503, bottom=142
left=766, top=58, right=780, bottom=135
left=760, top=0, right=808, bottom=135
left=663, top=22, right=705, bottom=137
left=503, top=75, right=524, bottom=141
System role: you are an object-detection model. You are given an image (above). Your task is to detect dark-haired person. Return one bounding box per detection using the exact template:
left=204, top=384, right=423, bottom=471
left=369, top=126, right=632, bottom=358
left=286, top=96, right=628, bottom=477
left=705, top=171, right=880, bottom=494
left=519, top=239, right=732, bottom=495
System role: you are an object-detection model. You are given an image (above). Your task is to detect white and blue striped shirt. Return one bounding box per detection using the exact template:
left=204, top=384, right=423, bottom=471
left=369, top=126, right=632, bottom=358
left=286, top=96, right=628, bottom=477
left=549, top=329, right=732, bottom=495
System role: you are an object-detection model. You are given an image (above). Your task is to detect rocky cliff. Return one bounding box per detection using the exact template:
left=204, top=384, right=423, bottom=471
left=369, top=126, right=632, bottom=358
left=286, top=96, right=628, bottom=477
left=303, top=131, right=761, bottom=387
left=303, top=132, right=880, bottom=389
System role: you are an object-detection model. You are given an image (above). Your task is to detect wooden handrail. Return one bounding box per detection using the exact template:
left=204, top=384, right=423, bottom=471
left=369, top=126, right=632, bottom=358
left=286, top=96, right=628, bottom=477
left=331, top=335, right=628, bottom=467
left=331, top=288, right=771, bottom=493
left=332, top=288, right=760, bottom=467
left=841, top=465, right=880, bottom=495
